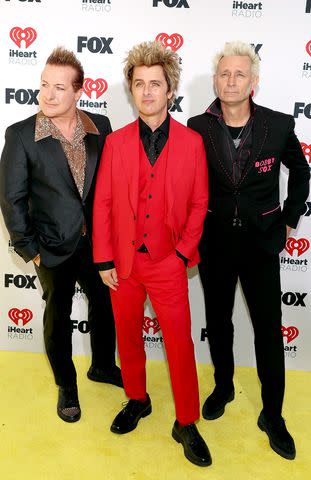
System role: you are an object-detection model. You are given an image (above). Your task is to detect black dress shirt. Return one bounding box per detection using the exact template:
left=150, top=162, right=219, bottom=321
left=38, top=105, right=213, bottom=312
left=139, top=115, right=170, bottom=165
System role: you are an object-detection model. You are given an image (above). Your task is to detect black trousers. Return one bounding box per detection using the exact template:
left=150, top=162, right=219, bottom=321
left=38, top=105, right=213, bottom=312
left=199, top=225, right=285, bottom=417
left=35, top=236, right=116, bottom=387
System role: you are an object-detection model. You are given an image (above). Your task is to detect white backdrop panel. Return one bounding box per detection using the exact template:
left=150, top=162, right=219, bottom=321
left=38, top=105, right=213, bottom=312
left=0, top=0, right=310, bottom=371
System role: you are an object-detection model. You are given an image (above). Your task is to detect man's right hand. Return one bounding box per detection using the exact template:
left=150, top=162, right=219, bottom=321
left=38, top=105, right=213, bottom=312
left=99, top=268, right=119, bottom=291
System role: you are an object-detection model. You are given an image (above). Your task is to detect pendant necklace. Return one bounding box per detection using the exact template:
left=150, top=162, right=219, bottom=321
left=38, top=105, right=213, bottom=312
left=233, top=125, right=246, bottom=149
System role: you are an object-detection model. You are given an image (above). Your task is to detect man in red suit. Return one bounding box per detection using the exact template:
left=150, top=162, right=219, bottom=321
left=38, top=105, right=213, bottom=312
left=92, top=41, right=210, bottom=467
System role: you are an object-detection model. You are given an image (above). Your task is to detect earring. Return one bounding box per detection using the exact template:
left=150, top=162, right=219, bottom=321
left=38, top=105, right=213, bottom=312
left=251, top=89, right=254, bottom=97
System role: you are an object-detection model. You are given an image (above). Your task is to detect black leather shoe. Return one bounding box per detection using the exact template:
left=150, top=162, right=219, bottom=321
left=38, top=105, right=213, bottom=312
left=87, top=365, right=123, bottom=388
left=57, top=385, right=81, bottom=423
left=258, top=410, right=296, bottom=460
left=110, top=395, right=152, bottom=434
left=202, top=387, right=234, bottom=420
left=172, top=421, right=212, bottom=467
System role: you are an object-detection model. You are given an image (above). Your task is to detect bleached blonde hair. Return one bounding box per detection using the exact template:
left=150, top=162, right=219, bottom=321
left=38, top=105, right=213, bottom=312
left=213, top=41, right=260, bottom=76
left=124, top=41, right=181, bottom=107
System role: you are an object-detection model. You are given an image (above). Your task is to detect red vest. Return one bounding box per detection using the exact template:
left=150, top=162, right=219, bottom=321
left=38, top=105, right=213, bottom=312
left=136, top=140, right=174, bottom=260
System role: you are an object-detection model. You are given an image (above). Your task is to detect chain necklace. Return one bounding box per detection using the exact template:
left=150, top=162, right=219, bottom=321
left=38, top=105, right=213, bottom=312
left=233, top=124, right=246, bottom=149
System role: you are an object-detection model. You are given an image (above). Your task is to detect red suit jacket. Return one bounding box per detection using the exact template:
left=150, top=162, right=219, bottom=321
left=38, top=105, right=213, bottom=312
left=92, top=117, right=208, bottom=278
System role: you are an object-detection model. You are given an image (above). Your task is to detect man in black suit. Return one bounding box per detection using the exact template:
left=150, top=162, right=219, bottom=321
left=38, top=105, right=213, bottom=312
left=0, top=47, right=122, bottom=423
left=188, top=41, right=309, bottom=460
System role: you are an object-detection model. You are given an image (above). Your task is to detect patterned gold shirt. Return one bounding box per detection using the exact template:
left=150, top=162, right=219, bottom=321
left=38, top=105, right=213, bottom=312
left=35, top=110, right=99, bottom=197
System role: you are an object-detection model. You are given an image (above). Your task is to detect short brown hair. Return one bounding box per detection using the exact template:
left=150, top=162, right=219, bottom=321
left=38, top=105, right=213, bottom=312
left=45, top=47, right=84, bottom=92
left=124, top=41, right=181, bottom=107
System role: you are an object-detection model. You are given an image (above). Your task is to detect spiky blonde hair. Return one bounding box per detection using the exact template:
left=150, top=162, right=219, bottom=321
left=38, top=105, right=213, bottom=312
left=124, top=41, right=181, bottom=107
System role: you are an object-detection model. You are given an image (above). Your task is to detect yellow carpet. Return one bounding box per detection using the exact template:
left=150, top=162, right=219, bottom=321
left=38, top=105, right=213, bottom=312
left=0, top=351, right=310, bottom=480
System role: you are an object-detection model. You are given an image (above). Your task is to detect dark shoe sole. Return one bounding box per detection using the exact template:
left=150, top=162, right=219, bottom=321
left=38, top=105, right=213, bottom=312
left=172, top=429, right=212, bottom=467
left=258, top=418, right=296, bottom=460
left=57, top=408, right=81, bottom=423
left=110, top=404, right=152, bottom=434
left=202, top=391, right=235, bottom=420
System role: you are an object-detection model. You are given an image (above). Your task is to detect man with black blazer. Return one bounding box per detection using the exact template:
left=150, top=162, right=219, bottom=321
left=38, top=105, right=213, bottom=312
left=0, top=47, right=122, bottom=423
left=188, top=41, right=310, bottom=460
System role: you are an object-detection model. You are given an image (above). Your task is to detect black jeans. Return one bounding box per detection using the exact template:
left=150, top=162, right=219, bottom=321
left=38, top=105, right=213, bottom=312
left=35, top=236, right=116, bottom=387
left=199, top=226, right=285, bottom=417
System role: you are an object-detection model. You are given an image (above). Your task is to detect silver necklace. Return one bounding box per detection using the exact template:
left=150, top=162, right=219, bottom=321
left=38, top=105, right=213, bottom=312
left=233, top=125, right=246, bottom=149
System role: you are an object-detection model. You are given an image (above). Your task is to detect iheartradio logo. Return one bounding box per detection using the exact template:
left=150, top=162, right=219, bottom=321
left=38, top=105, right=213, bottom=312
left=301, top=142, right=311, bottom=163
left=155, top=33, right=183, bottom=52
left=285, top=237, right=310, bottom=257
left=282, top=326, right=299, bottom=344
left=83, top=78, right=108, bottom=99
left=10, top=27, right=37, bottom=48
left=8, top=308, right=33, bottom=327
left=143, top=316, right=161, bottom=335
left=306, top=40, right=311, bottom=57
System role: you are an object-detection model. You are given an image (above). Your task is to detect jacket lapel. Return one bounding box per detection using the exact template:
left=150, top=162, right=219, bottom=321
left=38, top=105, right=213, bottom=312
left=165, top=118, right=184, bottom=213
left=207, top=116, right=236, bottom=187
left=121, top=120, right=140, bottom=214
left=83, top=133, right=98, bottom=200
left=239, top=107, right=268, bottom=185
left=37, top=137, right=80, bottom=196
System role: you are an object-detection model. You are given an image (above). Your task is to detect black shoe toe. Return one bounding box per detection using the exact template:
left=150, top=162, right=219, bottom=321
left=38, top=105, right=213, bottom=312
left=111, top=395, right=152, bottom=434
left=258, top=411, right=296, bottom=460
left=172, top=421, right=212, bottom=467
left=202, top=387, right=234, bottom=420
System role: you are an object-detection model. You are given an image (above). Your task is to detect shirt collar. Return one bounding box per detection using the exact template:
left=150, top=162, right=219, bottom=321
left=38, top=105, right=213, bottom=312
left=206, top=96, right=256, bottom=119
left=139, top=114, right=170, bottom=139
left=34, top=109, right=99, bottom=142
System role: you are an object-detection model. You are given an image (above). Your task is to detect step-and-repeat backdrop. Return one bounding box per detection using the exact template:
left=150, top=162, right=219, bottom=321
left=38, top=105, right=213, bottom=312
left=0, top=0, right=310, bottom=370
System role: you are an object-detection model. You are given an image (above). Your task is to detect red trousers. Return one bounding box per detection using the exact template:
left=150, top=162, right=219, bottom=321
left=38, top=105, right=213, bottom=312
left=110, top=251, right=200, bottom=425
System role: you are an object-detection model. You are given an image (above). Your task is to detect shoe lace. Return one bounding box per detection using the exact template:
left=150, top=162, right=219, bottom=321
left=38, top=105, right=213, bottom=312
left=121, top=399, right=146, bottom=417
left=183, top=424, right=204, bottom=446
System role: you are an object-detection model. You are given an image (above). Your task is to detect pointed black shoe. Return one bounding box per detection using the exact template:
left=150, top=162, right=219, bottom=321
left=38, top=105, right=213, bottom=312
left=172, top=421, right=212, bottom=467
left=202, top=387, right=234, bottom=420
left=87, top=365, right=123, bottom=388
left=110, top=395, right=152, bottom=434
left=57, top=385, right=81, bottom=423
left=258, top=410, right=296, bottom=460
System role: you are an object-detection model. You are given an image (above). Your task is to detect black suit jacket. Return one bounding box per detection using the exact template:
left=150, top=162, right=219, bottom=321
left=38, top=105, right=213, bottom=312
left=0, top=110, right=112, bottom=267
left=188, top=103, right=310, bottom=254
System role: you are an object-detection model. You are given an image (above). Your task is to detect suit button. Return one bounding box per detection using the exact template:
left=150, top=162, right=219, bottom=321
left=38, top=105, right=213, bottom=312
left=146, top=214, right=150, bottom=218
left=132, top=241, right=135, bottom=245
left=148, top=194, right=152, bottom=199
left=143, top=234, right=148, bottom=238
left=151, top=173, right=154, bottom=178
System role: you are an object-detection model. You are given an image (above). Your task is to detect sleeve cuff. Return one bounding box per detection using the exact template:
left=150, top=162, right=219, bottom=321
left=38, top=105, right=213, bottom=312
left=96, top=261, right=115, bottom=271
left=176, top=250, right=188, bottom=267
